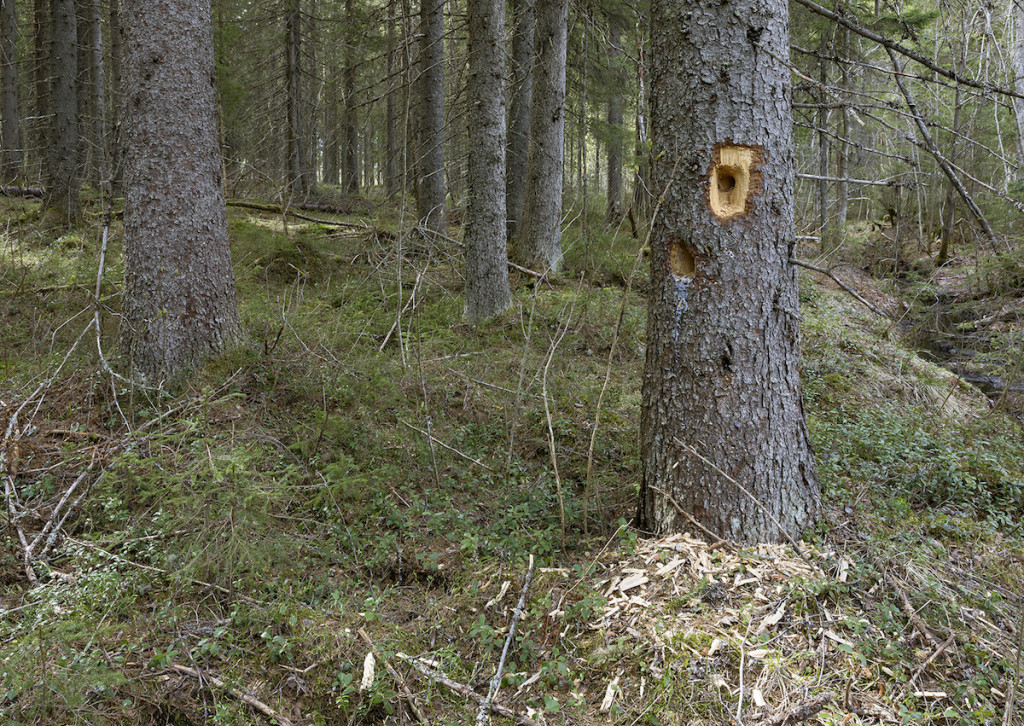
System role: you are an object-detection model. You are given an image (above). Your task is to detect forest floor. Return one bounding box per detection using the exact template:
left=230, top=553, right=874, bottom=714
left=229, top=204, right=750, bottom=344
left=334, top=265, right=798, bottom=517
left=1, top=193, right=1023, bottom=725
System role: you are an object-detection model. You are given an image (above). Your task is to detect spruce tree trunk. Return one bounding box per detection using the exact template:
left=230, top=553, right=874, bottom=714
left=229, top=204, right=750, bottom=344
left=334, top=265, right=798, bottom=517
left=43, top=0, right=79, bottom=220
left=416, top=0, right=445, bottom=233
left=505, top=0, right=533, bottom=241
left=120, top=0, right=241, bottom=385
left=86, top=0, right=106, bottom=187
left=385, top=0, right=397, bottom=196
left=816, top=51, right=828, bottom=244
left=32, top=0, right=48, bottom=176
left=637, top=0, right=819, bottom=543
left=322, top=75, right=340, bottom=185
left=1013, top=0, right=1024, bottom=166
left=341, top=0, right=358, bottom=194
left=108, top=0, right=121, bottom=189
left=464, top=0, right=511, bottom=324
left=516, top=0, right=567, bottom=273
left=1, top=0, right=22, bottom=180
left=605, top=20, right=623, bottom=223
left=284, top=0, right=309, bottom=196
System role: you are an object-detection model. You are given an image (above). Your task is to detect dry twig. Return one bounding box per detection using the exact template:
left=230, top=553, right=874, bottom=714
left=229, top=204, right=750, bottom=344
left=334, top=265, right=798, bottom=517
left=171, top=664, right=296, bottom=726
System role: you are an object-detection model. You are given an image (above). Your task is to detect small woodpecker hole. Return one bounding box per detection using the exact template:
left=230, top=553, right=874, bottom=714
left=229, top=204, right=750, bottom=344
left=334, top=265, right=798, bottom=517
left=717, top=172, right=737, bottom=194
left=668, top=241, right=695, bottom=279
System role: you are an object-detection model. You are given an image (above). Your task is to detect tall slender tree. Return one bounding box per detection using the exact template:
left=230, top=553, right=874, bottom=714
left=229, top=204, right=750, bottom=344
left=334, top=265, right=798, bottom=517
left=120, top=0, right=241, bottom=383
left=605, top=17, right=624, bottom=223
left=506, top=0, right=533, bottom=241
left=341, top=0, right=358, bottom=194
left=516, top=0, right=567, bottom=272
left=43, top=0, right=79, bottom=220
left=1, top=0, right=21, bottom=180
left=285, top=0, right=311, bottom=196
left=638, top=0, right=820, bottom=542
left=464, top=0, right=511, bottom=323
left=416, top=0, right=446, bottom=233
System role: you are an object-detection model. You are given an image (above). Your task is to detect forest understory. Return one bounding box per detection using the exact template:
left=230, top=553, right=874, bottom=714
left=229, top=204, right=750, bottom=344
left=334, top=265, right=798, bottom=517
left=2, top=192, right=1024, bottom=725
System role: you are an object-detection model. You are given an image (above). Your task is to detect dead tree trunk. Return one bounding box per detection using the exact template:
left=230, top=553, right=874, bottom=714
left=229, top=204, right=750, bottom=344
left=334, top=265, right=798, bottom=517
left=638, top=0, right=820, bottom=543
left=341, top=0, right=358, bottom=195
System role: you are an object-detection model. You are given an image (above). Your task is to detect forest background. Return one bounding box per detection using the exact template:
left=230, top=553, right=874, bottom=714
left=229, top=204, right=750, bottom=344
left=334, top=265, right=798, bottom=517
left=2, top=0, right=1024, bottom=723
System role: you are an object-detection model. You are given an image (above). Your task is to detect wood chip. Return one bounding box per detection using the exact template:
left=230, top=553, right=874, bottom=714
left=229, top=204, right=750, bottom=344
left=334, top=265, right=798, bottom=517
left=656, top=558, right=685, bottom=577
left=752, top=687, right=766, bottom=708
left=600, top=676, right=620, bottom=712
left=619, top=573, right=649, bottom=592
left=756, top=601, right=786, bottom=634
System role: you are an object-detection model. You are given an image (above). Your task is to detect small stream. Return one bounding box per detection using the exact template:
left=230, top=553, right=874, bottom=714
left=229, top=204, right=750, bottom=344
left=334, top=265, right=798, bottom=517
left=912, top=301, right=1024, bottom=417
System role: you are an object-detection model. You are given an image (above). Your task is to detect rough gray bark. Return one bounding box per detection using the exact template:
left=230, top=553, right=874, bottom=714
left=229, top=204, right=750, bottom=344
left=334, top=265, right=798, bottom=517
left=284, top=0, right=310, bottom=197
left=416, top=0, right=446, bottom=233
left=605, top=20, right=623, bottom=223
left=515, top=0, right=566, bottom=273
left=322, top=74, right=340, bottom=185
left=835, top=26, right=849, bottom=236
left=341, top=0, right=358, bottom=194
left=109, top=0, right=121, bottom=188
left=816, top=50, right=828, bottom=243
left=385, top=0, right=397, bottom=196
left=43, top=0, right=79, bottom=220
left=32, top=0, right=48, bottom=175
left=120, top=0, right=242, bottom=384
left=637, top=0, right=820, bottom=543
left=86, top=0, right=106, bottom=187
left=1, top=0, right=22, bottom=180
left=506, top=0, right=533, bottom=241
left=1013, top=0, right=1024, bottom=166
left=464, top=0, right=511, bottom=324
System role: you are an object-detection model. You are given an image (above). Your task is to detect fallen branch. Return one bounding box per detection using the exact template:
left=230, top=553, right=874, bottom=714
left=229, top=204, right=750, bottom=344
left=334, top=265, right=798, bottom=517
left=907, top=633, right=956, bottom=690
left=227, top=199, right=370, bottom=230
left=647, top=484, right=728, bottom=548
left=477, top=555, right=536, bottom=723
left=753, top=692, right=835, bottom=725
left=171, top=664, right=296, bottom=726
left=0, top=184, right=45, bottom=198
left=400, top=420, right=493, bottom=471
left=396, top=653, right=538, bottom=726
left=790, top=258, right=891, bottom=319
left=357, top=629, right=430, bottom=725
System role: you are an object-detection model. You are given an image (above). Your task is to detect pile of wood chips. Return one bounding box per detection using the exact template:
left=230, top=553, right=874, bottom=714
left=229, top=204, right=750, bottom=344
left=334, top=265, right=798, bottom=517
left=579, top=531, right=1017, bottom=724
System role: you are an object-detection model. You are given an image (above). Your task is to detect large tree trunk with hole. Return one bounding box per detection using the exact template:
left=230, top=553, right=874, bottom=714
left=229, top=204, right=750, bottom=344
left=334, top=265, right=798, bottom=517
left=1, top=0, right=22, bottom=180
left=515, top=0, right=566, bottom=273
left=637, top=0, right=819, bottom=543
left=120, top=0, right=241, bottom=385
left=416, top=0, right=445, bottom=234
left=464, top=0, right=511, bottom=324
left=605, top=19, right=623, bottom=223
left=505, top=0, right=533, bottom=242
left=43, top=0, right=79, bottom=220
